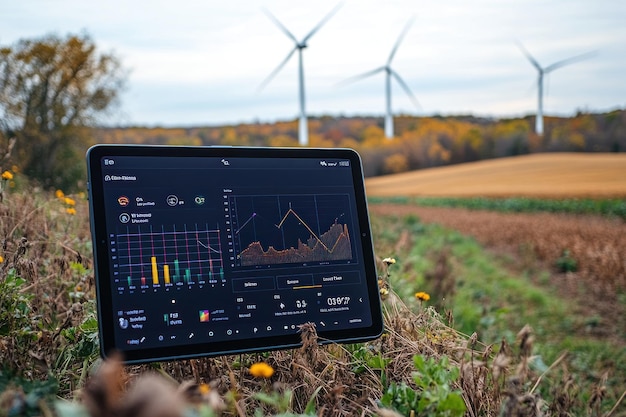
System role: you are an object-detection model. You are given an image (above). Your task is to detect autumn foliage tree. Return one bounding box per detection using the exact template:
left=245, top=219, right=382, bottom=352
left=0, top=32, right=125, bottom=190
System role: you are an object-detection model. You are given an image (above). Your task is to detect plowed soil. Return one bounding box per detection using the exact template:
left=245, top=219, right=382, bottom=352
left=369, top=203, right=626, bottom=343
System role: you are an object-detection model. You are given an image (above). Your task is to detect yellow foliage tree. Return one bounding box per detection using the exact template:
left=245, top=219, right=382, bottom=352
left=382, top=153, right=410, bottom=175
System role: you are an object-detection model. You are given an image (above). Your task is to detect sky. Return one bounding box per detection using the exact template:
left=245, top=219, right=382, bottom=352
left=3, top=0, right=626, bottom=127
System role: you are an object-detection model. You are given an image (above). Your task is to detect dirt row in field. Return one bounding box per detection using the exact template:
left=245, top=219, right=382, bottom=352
left=369, top=204, right=626, bottom=340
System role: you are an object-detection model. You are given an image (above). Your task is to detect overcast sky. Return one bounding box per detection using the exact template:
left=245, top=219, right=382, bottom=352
left=3, top=0, right=625, bottom=127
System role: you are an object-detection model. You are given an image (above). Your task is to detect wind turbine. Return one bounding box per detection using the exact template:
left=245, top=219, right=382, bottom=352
left=517, top=42, right=595, bottom=136
left=339, top=17, right=419, bottom=139
left=259, top=4, right=343, bottom=146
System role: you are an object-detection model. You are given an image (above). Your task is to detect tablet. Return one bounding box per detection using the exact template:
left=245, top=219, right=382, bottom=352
left=86, top=145, right=383, bottom=363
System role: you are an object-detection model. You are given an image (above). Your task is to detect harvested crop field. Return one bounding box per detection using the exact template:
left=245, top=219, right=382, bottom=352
left=369, top=203, right=626, bottom=343
left=365, top=153, right=626, bottom=198
left=366, top=152, right=626, bottom=343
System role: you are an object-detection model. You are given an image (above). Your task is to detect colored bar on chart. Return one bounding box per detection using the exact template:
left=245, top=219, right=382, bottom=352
left=141, top=276, right=146, bottom=286
left=174, top=259, right=180, bottom=282
left=164, top=264, right=171, bottom=284
left=151, top=256, right=159, bottom=285
left=185, top=269, right=191, bottom=283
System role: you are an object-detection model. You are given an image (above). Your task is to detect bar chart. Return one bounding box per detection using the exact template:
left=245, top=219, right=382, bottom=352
left=114, top=223, right=225, bottom=292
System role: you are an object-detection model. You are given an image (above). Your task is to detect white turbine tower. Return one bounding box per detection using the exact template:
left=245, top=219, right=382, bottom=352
left=517, top=42, right=595, bottom=136
left=259, top=4, right=343, bottom=146
left=339, top=17, right=419, bottom=139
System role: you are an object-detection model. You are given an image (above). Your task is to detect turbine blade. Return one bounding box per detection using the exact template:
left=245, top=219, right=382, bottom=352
left=388, top=16, right=416, bottom=65
left=262, top=8, right=298, bottom=44
left=258, top=46, right=298, bottom=91
left=302, top=2, right=344, bottom=44
left=516, top=41, right=542, bottom=72
left=391, top=70, right=421, bottom=110
left=545, top=50, right=597, bottom=73
left=335, top=67, right=385, bottom=87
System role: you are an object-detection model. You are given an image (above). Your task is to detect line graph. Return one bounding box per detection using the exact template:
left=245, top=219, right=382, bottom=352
left=114, top=223, right=225, bottom=291
left=229, top=194, right=354, bottom=267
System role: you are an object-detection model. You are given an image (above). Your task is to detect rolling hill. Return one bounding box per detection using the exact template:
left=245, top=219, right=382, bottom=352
left=365, top=152, right=626, bottom=198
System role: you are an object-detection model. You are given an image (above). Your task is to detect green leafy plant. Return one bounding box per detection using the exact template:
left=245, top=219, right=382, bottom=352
left=253, top=390, right=293, bottom=416
left=0, top=370, right=58, bottom=417
left=350, top=344, right=391, bottom=374
left=57, top=300, right=100, bottom=371
left=0, top=269, right=34, bottom=337
left=380, top=354, right=466, bottom=417
left=253, top=386, right=320, bottom=417
left=556, top=249, right=578, bottom=273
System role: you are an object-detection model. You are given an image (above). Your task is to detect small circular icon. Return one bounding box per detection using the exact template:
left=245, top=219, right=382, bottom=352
left=118, top=196, right=129, bottom=206
left=118, top=317, right=129, bottom=329
left=226, top=329, right=232, bottom=335
left=104, top=175, right=111, bottom=181
left=119, top=213, right=130, bottom=223
left=166, top=195, right=179, bottom=206
left=194, top=196, right=205, bottom=205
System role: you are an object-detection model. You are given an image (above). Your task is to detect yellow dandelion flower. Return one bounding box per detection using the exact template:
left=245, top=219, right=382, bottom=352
left=379, top=287, right=389, bottom=296
left=249, top=362, right=275, bottom=379
left=198, top=383, right=211, bottom=395
left=378, top=278, right=384, bottom=287
left=75, top=284, right=83, bottom=292
left=0, top=255, right=3, bottom=263
left=66, top=207, right=77, bottom=215
left=415, top=291, right=431, bottom=302
left=1, top=170, right=13, bottom=180
left=55, top=189, right=65, bottom=199
left=64, top=197, right=76, bottom=206
left=382, top=257, right=396, bottom=265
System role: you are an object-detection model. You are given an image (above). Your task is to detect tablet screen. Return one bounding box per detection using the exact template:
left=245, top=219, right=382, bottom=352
left=87, top=145, right=382, bottom=363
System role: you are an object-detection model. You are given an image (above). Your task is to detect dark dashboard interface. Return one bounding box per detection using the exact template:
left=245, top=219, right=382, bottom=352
left=87, top=145, right=383, bottom=363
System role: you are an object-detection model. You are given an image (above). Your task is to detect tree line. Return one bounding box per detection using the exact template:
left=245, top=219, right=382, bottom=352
left=96, top=111, right=626, bottom=178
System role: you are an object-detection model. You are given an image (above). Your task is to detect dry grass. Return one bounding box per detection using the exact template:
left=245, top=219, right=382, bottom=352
left=365, top=153, right=626, bottom=198
left=76, top=295, right=571, bottom=417
left=0, top=191, right=93, bottom=383
left=1, top=184, right=624, bottom=416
